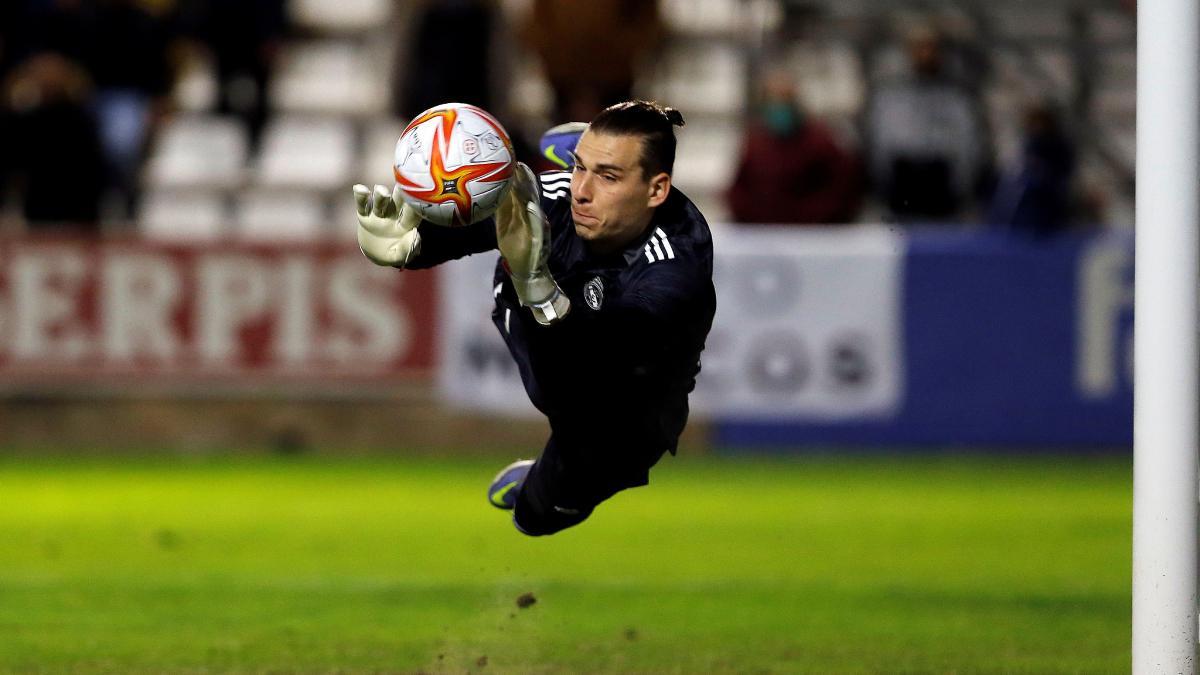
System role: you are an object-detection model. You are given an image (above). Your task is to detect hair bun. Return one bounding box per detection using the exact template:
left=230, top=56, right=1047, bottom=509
left=663, top=107, right=685, bottom=127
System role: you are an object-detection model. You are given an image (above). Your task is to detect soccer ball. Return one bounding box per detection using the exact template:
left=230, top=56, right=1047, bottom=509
left=393, top=103, right=515, bottom=226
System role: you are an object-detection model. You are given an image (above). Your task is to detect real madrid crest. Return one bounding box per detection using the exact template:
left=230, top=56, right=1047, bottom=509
left=584, top=277, right=605, bottom=310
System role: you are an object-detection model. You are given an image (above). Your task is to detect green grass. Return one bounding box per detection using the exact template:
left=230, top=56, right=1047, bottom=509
left=0, top=453, right=1130, bottom=674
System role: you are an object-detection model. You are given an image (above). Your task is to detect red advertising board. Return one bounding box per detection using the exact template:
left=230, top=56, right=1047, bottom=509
left=0, top=237, right=435, bottom=391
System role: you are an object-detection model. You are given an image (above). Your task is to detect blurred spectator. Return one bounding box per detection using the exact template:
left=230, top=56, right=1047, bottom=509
left=4, top=52, right=106, bottom=229
left=987, top=101, right=1077, bottom=236
left=726, top=68, right=861, bottom=225
left=397, top=0, right=497, bottom=118
left=864, top=25, right=990, bottom=222
left=7, top=0, right=176, bottom=220
left=88, top=0, right=176, bottom=218
left=519, top=0, right=662, bottom=122
left=180, top=0, right=287, bottom=148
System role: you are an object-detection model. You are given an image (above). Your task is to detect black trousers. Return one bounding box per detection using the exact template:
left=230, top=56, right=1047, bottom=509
left=513, top=428, right=667, bottom=536
left=491, top=285, right=669, bottom=536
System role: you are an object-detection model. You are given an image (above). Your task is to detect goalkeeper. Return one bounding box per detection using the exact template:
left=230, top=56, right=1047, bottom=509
left=353, top=101, right=715, bottom=536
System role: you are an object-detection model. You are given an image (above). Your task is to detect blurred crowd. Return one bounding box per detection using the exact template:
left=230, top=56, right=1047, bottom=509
left=0, top=0, right=1132, bottom=236
left=730, top=24, right=1085, bottom=236
left=0, top=0, right=286, bottom=231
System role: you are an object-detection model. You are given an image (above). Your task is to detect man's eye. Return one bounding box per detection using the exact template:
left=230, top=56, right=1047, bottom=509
left=602, top=174, right=617, bottom=182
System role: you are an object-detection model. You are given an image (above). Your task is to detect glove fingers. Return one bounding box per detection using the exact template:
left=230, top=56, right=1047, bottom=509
left=368, top=185, right=390, bottom=219
left=398, top=201, right=422, bottom=231
left=353, top=184, right=371, bottom=216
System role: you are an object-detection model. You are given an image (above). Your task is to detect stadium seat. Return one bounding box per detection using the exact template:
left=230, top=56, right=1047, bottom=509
left=359, top=117, right=408, bottom=188
left=788, top=42, right=864, bottom=117
left=254, top=115, right=354, bottom=192
left=233, top=190, right=327, bottom=241
left=660, top=0, right=782, bottom=35
left=644, top=43, right=744, bottom=115
left=270, top=41, right=388, bottom=116
left=138, top=190, right=227, bottom=240
left=672, top=121, right=739, bottom=197
left=144, top=115, right=249, bottom=191
left=288, top=0, right=391, bottom=34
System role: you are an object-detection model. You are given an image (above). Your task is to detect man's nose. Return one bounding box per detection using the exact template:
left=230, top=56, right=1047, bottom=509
left=572, top=173, right=591, bottom=202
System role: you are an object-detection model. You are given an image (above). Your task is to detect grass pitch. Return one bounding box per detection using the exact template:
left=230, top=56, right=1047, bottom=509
left=0, top=453, right=1129, bottom=674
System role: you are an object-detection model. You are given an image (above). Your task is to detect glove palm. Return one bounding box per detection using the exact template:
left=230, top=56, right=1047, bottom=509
left=353, top=184, right=422, bottom=268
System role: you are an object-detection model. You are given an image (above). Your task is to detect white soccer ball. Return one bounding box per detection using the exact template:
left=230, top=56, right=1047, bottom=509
left=393, top=102, right=515, bottom=226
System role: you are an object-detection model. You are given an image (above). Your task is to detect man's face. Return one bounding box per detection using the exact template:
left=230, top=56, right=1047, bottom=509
left=569, top=131, right=669, bottom=253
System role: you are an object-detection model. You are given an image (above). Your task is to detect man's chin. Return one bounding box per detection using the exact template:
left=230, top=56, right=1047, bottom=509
left=573, top=222, right=596, bottom=239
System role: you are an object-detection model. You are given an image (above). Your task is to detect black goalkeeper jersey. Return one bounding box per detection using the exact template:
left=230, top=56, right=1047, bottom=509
left=406, top=170, right=716, bottom=455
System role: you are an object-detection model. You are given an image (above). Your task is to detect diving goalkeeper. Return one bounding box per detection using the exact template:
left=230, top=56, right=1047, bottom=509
left=353, top=101, right=715, bottom=536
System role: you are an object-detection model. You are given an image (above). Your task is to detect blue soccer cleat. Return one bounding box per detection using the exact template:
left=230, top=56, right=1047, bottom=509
left=488, top=459, right=534, bottom=510
left=539, top=122, right=588, bottom=170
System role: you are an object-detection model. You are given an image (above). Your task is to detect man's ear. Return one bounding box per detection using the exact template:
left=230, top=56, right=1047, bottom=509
left=646, top=172, right=671, bottom=208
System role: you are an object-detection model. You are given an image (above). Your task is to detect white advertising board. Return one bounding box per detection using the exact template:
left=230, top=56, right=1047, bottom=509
left=437, top=226, right=905, bottom=420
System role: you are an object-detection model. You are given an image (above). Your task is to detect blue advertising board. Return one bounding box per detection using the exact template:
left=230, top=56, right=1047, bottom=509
left=716, top=229, right=1134, bottom=447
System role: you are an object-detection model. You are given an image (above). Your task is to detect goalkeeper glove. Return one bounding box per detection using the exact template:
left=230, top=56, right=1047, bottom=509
left=353, top=183, right=422, bottom=268
left=495, top=163, right=571, bottom=325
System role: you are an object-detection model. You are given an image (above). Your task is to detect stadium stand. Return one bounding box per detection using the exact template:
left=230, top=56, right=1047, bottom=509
left=103, top=0, right=1141, bottom=238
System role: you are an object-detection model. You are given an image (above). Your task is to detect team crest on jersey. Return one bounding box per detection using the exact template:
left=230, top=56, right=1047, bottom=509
left=584, top=277, right=604, bottom=310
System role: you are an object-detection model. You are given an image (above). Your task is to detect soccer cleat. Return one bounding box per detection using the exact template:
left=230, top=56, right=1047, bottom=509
left=539, top=121, right=588, bottom=169
left=488, top=459, right=534, bottom=510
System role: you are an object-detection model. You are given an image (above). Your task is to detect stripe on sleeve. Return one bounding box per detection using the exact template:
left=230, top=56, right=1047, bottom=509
left=655, top=228, right=676, bottom=259
left=649, top=237, right=665, bottom=260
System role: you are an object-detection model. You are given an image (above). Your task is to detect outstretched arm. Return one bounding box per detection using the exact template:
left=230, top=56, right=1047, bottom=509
left=352, top=183, right=497, bottom=270
left=494, top=163, right=571, bottom=325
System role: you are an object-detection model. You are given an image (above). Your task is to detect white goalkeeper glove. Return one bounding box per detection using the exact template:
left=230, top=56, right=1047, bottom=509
left=353, top=183, right=422, bottom=268
left=496, top=163, right=571, bottom=325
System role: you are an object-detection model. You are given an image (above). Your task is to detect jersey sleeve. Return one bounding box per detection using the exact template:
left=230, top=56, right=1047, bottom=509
left=402, top=219, right=497, bottom=270
left=537, top=169, right=572, bottom=209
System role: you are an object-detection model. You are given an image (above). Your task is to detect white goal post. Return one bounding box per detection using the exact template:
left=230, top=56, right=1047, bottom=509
left=1133, top=0, right=1200, bottom=672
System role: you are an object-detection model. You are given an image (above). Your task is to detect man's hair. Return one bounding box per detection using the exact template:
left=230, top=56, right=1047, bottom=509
left=588, top=100, right=685, bottom=178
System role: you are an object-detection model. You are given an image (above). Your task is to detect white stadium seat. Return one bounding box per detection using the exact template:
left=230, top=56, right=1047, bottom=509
left=643, top=43, right=744, bottom=115
left=672, top=121, right=740, bottom=196
left=288, top=0, right=391, bottom=34
left=144, top=115, right=248, bottom=190
left=660, top=0, right=782, bottom=36
left=271, top=40, right=388, bottom=116
left=254, top=116, right=354, bottom=192
left=788, top=42, right=865, bottom=118
left=233, top=190, right=326, bottom=241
